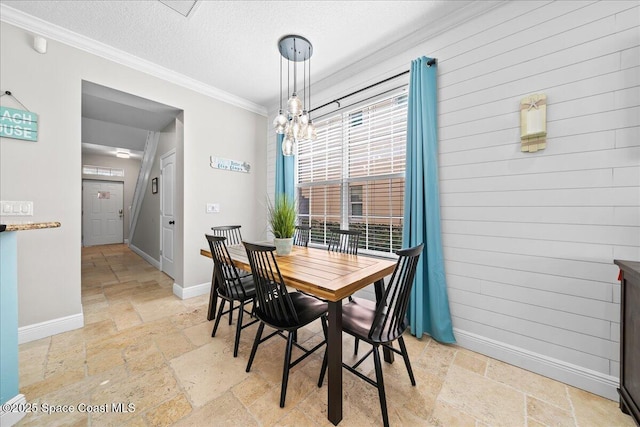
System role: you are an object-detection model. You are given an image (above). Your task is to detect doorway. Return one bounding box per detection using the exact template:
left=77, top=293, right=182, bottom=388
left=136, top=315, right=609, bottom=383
left=81, top=80, right=183, bottom=290
left=82, top=180, right=124, bottom=246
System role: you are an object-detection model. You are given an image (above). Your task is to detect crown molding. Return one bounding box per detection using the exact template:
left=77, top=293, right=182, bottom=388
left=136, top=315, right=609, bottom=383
left=0, top=4, right=268, bottom=117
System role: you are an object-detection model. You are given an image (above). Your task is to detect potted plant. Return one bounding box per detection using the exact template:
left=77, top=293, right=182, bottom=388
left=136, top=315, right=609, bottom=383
left=267, top=194, right=296, bottom=256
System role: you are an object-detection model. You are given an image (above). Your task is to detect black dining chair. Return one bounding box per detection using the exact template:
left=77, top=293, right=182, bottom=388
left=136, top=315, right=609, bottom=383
left=210, top=225, right=243, bottom=246
left=206, top=234, right=259, bottom=357
left=243, top=241, right=328, bottom=408
left=328, top=228, right=361, bottom=306
left=211, top=226, right=247, bottom=274
left=293, top=225, right=311, bottom=247
left=210, top=225, right=250, bottom=325
left=318, top=243, right=424, bottom=427
left=327, top=228, right=360, bottom=255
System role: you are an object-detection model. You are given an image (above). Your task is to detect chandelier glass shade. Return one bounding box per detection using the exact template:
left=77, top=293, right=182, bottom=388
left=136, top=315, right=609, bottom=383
left=273, top=35, right=317, bottom=156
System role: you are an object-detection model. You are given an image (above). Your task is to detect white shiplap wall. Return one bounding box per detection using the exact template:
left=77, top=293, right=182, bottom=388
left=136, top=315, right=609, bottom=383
left=266, top=0, right=639, bottom=399
left=436, top=0, right=639, bottom=400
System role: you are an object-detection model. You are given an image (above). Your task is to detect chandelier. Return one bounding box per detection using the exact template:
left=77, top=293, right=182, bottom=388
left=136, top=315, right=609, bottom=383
left=273, top=35, right=317, bottom=156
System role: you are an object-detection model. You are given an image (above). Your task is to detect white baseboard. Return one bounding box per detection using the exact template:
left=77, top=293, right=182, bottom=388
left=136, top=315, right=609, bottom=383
left=173, top=282, right=210, bottom=300
left=18, top=312, right=84, bottom=344
left=129, top=244, right=160, bottom=269
left=453, top=328, right=619, bottom=401
left=0, top=394, right=26, bottom=426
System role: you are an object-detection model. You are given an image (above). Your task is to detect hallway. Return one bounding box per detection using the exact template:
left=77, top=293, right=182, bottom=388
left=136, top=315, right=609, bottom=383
left=15, top=245, right=633, bottom=426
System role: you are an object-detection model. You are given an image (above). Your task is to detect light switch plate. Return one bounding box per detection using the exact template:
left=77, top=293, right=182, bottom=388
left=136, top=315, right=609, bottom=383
left=206, top=203, right=220, bottom=213
left=0, top=201, right=33, bottom=216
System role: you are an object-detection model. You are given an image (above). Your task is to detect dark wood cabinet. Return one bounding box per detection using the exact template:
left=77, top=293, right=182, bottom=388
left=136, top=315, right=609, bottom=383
left=615, top=260, right=640, bottom=426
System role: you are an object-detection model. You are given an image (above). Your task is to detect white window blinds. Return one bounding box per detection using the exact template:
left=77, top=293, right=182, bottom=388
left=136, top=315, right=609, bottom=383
left=296, top=92, right=408, bottom=255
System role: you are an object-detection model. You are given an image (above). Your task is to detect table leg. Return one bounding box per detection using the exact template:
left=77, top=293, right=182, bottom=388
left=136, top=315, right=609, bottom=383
left=207, top=269, right=218, bottom=321
left=327, top=300, right=343, bottom=425
left=374, top=279, right=395, bottom=364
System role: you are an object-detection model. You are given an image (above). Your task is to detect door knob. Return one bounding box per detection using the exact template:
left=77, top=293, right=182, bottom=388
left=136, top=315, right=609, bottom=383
left=169, top=220, right=175, bottom=225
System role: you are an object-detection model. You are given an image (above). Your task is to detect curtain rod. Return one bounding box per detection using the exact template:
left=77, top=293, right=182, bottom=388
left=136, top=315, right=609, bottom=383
left=309, top=58, right=436, bottom=114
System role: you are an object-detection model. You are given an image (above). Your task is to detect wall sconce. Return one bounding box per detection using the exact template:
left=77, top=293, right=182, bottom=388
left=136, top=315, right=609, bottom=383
left=33, top=36, right=47, bottom=54
left=520, top=93, right=547, bottom=152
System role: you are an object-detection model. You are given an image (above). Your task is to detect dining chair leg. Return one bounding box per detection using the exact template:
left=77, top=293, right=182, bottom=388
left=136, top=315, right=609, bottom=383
left=354, top=337, right=360, bottom=355
left=321, top=316, right=328, bottom=338
left=228, top=301, right=234, bottom=325
left=397, top=336, right=416, bottom=386
left=280, top=331, right=295, bottom=407
left=317, top=316, right=329, bottom=387
left=246, top=322, right=265, bottom=372
left=233, top=302, right=245, bottom=357
left=211, top=299, right=226, bottom=337
left=292, top=330, right=297, bottom=343
left=372, top=345, right=390, bottom=427
left=208, top=270, right=217, bottom=321
left=318, top=350, right=328, bottom=387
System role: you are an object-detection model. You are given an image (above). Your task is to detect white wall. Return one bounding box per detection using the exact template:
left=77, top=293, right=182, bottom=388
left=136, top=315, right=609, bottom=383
left=0, top=22, right=267, bottom=335
left=267, top=0, right=639, bottom=399
left=131, top=120, right=177, bottom=261
left=81, top=153, right=141, bottom=241
left=436, top=1, right=638, bottom=400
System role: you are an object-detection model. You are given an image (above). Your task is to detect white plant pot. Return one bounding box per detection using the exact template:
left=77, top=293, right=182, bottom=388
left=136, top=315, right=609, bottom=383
left=274, top=237, right=294, bottom=256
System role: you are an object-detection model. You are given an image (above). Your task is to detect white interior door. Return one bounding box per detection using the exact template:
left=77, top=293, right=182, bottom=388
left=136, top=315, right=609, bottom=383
left=83, top=180, right=124, bottom=246
left=160, top=150, right=176, bottom=279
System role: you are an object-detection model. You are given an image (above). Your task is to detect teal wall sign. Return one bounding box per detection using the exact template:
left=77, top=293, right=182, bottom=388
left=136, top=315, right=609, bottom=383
left=0, top=106, right=38, bottom=141
left=210, top=156, right=251, bottom=173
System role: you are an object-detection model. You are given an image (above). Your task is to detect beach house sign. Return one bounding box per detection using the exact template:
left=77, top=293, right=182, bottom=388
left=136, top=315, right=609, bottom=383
left=0, top=106, right=38, bottom=142
left=210, top=156, right=250, bottom=173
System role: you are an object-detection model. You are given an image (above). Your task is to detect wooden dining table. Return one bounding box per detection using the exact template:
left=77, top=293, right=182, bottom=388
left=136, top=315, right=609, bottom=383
left=201, top=243, right=397, bottom=425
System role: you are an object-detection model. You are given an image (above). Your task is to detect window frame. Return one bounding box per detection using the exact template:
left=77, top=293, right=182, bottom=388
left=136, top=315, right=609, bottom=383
left=295, top=89, right=407, bottom=257
left=82, top=165, right=125, bottom=177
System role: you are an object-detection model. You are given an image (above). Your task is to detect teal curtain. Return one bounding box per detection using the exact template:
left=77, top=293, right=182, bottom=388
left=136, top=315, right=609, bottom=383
left=275, top=133, right=295, bottom=202
left=403, top=56, right=455, bottom=344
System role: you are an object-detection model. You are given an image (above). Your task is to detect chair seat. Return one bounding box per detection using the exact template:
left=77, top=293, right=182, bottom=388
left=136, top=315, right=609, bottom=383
left=261, top=291, right=327, bottom=330
left=342, top=297, right=407, bottom=344
left=237, top=269, right=252, bottom=279
left=219, top=275, right=256, bottom=301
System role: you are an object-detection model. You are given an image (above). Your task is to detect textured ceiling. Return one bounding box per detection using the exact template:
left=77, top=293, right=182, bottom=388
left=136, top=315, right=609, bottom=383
left=2, top=0, right=488, bottom=157
left=1, top=0, right=474, bottom=109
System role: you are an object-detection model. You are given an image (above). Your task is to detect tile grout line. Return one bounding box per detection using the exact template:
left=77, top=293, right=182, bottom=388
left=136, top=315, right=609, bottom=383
left=566, top=384, right=580, bottom=427
left=21, top=244, right=632, bottom=426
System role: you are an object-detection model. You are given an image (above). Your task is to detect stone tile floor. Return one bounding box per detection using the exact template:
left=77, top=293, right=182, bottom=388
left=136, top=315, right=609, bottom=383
left=16, top=244, right=634, bottom=426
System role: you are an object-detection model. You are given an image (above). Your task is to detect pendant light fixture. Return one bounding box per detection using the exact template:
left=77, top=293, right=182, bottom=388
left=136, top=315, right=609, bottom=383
left=273, top=35, right=317, bottom=156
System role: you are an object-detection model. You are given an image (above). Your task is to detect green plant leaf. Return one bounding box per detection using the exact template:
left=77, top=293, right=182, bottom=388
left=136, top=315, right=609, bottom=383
left=267, top=194, right=296, bottom=238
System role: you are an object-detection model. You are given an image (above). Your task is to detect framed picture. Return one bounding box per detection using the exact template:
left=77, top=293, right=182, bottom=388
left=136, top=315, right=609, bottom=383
left=152, top=177, right=158, bottom=194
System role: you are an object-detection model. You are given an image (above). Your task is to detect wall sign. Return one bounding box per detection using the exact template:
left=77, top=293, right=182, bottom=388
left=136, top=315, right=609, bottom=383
left=210, top=156, right=251, bottom=173
left=520, top=93, right=547, bottom=153
left=0, top=106, right=38, bottom=142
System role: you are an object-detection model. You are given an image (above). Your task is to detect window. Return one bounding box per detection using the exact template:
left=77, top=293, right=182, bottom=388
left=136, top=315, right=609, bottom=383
left=82, top=165, right=124, bottom=177
left=296, top=92, right=407, bottom=255
left=350, top=185, right=363, bottom=216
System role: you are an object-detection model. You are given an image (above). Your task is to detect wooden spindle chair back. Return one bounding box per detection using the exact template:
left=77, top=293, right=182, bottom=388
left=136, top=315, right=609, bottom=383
left=206, top=234, right=250, bottom=300
left=327, top=229, right=360, bottom=255
left=370, top=243, right=424, bottom=343
left=243, top=242, right=299, bottom=326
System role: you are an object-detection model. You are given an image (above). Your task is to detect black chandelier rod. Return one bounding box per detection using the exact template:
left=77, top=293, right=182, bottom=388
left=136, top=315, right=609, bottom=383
left=309, top=58, right=436, bottom=114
